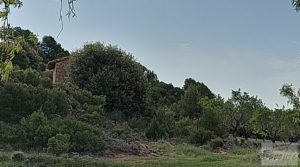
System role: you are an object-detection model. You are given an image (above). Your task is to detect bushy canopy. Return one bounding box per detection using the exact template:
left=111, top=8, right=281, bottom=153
left=70, top=42, right=147, bottom=117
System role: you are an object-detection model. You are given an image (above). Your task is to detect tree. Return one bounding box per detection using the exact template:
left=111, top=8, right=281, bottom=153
left=0, top=0, right=76, bottom=81
left=251, top=108, right=294, bottom=143
left=38, top=36, right=69, bottom=63
left=293, top=0, right=300, bottom=11
left=10, top=27, right=44, bottom=71
left=280, top=84, right=300, bottom=109
left=146, top=80, right=184, bottom=111
left=183, top=78, right=215, bottom=99
left=145, top=107, right=175, bottom=140
left=179, top=84, right=203, bottom=118
left=198, top=96, right=225, bottom=136
left=280, top=84, right=300, bottom=130
left=222, top=89, right=264, bottom=138
left=70, top=42, right=147, bottom=118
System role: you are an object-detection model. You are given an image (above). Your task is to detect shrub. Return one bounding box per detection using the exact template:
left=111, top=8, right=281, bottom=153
left=145, top=107, right=174, bottom=140
left=145, top=117, right=167, bottom=140
left=60, top=84, right=105, bottom=121
left=71, top=130, right=104, bottom=152
left=0, top=121, right=18, bottom=145
left=0, top=83, right=69, bottom=123
left=209, top=138, right=224, bottom=150
left=70, top=42, right=147, bottom=117
left=189, top=127, right=214, bottom=145
left=0, top=154, right=10, bottom=162
left=50, top=117, right=104, bottom=152
left=11, top=151, right=25, bottom=162
left=173, top=117, right=193, bottom=138
left=47, top=134, right=70, bottom=155
left=18, top=115, right=104, bottom=152
left=17, top=112, right=50, bottom=148
left=10, top=69, right=52, bottom=88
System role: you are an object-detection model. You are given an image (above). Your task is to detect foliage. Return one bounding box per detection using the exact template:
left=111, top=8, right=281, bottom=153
left=189, top=127, right=214, bottom=145
left=18, top=112, right=50, bottom=148
left=198, top=96, right=225, bottom=136
left=183, top=78, right=215, bottom=99
left=173, top=117, right=193, bottom=137
left=70, top=42, right=147, bottom=117
left=10, top=27, right=44, bottom=71
left=47, top=133, right=70, bottom=155
left=0, top=28, right=24, bottom=81
left=49, top=117, right=104, bottom=152
left=280, top=84, right=300, bottom=109
left=145, top=107, right=175, bottom=140
left=251, top=108, right=296, bottom=143
left=61, top=84, right=105, bottom=112
left=221, top=89, right=264, bottom=138
left=0, top=121, right=18, bottom=145
left=11, top=151, right=25, bottom=162
left=16, top=112, right=104, bottom=152
left=10, top=69, right=52, bottom=88
left=38, top=35, right=69, bottom=63
left=209, top=138, right=224, bottom=150
left=293, top=0, right=300, bottom=11
left=0, top=1, right=23, bottom=81
left=179, top=84, right=203, bottom=118
left=146, top=80, right=184, bottom=111
left=0, top=83, right=69, bottom=123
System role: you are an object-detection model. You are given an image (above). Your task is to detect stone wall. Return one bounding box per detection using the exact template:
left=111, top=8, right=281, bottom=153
left=53, top=58, right=71, bottom=84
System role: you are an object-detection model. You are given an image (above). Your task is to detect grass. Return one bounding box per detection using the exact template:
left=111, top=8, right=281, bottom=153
left=0, top=144, right=299, bottom=167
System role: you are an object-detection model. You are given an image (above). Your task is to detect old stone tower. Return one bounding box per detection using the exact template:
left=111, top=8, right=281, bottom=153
left=46, top=56, right=71, bottom=84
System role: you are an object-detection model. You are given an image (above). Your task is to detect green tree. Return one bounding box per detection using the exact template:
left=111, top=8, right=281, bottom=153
left=293, top=0, right=300, bottom=11
left=38, top=35, right=69, bottom=63
left=47, top=133, right=70, bottom=155
left=10, top=27, right=44, bottom=71
left=18, top=111, right=49, bottom=148
left=70, top=42, right=147, bottom=118
left=145, top=107, right=175, bottom=140
left=222, top=89, right=264, bottom=138
left=251, top=108, right=293, bottom=143
left=198, top=96, right=225, bottom=136
left=179, top=84, right=202, bottom=118
left=183, top=78, right=215, bottom=99
left=0, top=0, right=76, bottom=81
left=146, top=80, right=183, bottom=111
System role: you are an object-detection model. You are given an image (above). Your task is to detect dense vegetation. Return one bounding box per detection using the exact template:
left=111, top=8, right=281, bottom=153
left=0, top=27, right=299, bottom=166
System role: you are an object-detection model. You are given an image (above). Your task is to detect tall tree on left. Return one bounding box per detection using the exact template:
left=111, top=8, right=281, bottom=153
left=0, top=0, right=77, bottom=81
left=0, top=0, right=23, bottom=81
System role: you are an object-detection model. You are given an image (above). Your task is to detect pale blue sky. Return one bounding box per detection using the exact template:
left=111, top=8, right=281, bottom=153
left=10, top=0, right=300, bottom=108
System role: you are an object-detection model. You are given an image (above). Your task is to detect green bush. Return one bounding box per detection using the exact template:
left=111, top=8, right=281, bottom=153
left=11, top=151, right=25, bottom=162
left=0, top=83, right=69, bottom=123
left=209, top=138, right=224, bottom=150
left=0, top=121, right=18, bottom=145
left=189, top=127, right=214, bottom=145
left=71, top=130, right=104, bottom=152
left=10, top=69, right=52, bottom=88
left=145, top=117, right=167, bottom=140
left=70, top=42, right=147, bottom=117
left=145, top=107, right=175, bottom=140
left=17, top=112, right=50, bottom=148
left=0, top=154, right=10, bottom=162
left=50, top=117, right=104, bottom=152
left=60, top=84, right=105, bottom=122
left=17, top=114, right=104, bottom=152
left=47, top=134, right=70, bottom=155
left=173, top=117, right=193, bottom=138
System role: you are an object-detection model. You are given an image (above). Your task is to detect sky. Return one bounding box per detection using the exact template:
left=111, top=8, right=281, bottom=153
left=9, top=0, right=300, bottom=108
